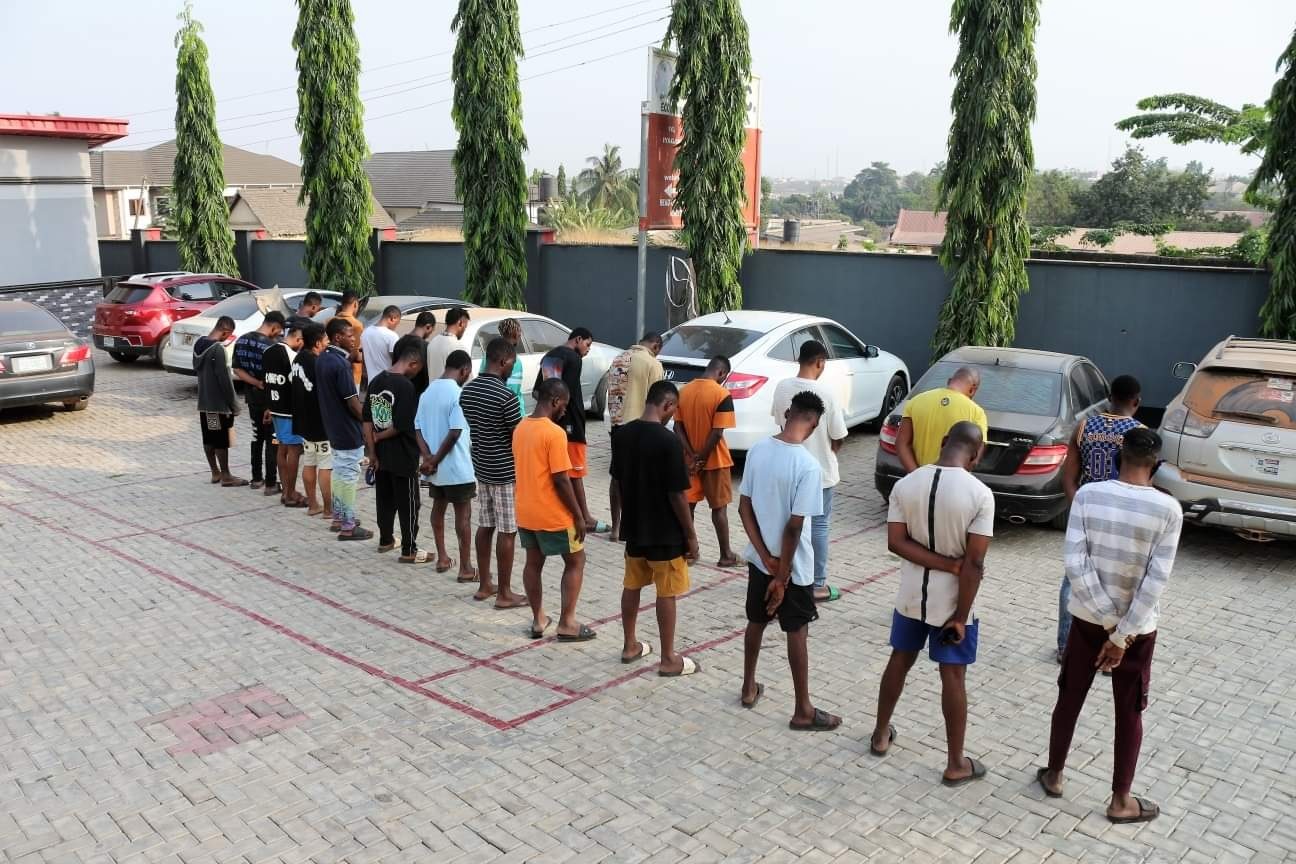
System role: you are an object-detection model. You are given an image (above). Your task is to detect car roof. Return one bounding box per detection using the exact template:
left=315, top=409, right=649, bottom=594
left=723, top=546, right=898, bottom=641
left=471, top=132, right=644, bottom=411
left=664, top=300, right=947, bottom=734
left=937, top=345, right=1086, bottom=371
left=120, top=272, right=237, bottom=285
left=361, top=295, right=473, bottom=311
left=679, top=310, right=815, bottom=330
left=1198, top=336, right=1296, bottom=375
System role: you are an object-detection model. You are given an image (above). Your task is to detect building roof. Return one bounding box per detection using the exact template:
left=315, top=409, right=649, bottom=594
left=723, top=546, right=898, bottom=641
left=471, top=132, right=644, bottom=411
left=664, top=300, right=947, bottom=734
left=888, top=209, right=948, bottom=247
left=89, top=140, right=301, bottom=188
left=363, top=150, right=457, bottom=209
left=762, top=218, right=866, bottom=246
left=0, top=113, right=128, bottom=147
left=228, top=187, right=394, bottom=237
left=395, top=208, right=465, bottom=232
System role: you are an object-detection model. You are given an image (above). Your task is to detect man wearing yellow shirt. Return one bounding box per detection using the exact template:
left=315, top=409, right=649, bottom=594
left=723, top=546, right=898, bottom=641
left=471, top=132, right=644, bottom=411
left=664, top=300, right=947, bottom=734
left=897, top=367, right=988, bottom=470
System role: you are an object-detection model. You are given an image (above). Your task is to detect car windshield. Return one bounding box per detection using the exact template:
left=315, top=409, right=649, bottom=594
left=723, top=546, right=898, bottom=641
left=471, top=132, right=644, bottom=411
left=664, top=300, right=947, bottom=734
left=105, top=284, right=156, bottom=304
left=205, top=292, right=286, bottom=321
left=0, top=305, right=64, bottom=336
left=1185, top=369, right=1296, bottom=430
left=912, top=361, right=1063, bottom=416
left=660, top=325, right=763, bottom=360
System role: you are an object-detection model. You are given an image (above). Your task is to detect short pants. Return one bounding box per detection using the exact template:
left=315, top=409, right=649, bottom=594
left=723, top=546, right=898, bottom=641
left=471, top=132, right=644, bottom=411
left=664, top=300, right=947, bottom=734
left=430, top=481, right=476, bottom=503
left=199, top=412, right=234, bottom=448
left=567, top=442, right=588, bottom=479
left=623, top=555, right=690, bottom=598
left=271, top=415, right=303, bottom=446
left=687, top=467, right=733, bottom=508
left=519, top=526, right=584, bottom=556
left=300, top=439, right=333, bottom=469
left=888, top=609, right=980, bottom=665
left=476, top=481, right=517, bottom=533
left=745, top=563, right=818, bottom=632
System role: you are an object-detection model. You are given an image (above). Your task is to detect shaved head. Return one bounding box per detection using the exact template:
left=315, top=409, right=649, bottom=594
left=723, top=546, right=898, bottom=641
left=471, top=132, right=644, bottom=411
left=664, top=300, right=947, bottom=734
left=948, top=366, right=982, bottom=397
left=940, top=420, right=985, bottom=469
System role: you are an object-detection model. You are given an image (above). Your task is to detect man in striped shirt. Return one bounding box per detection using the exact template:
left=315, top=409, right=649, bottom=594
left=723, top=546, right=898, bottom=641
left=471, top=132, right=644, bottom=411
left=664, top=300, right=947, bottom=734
left=1039, top=428, right=1182, bottom=825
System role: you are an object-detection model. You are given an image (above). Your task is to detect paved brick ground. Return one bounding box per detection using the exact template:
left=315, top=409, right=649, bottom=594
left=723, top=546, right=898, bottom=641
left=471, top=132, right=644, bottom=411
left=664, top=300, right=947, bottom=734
left=2, top=353, right=1294, bottom=863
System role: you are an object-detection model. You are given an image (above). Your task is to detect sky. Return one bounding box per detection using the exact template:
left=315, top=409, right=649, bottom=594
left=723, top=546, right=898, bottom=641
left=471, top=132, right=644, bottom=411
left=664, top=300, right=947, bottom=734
left=3, top=0, right=1291, bottom=181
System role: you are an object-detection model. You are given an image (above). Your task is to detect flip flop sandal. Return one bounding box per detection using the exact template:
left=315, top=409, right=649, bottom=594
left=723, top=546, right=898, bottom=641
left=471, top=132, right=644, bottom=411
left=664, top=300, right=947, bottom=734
left=816, top=585, right=842, bottom=603
left=307, top=507, right=324, bottom=517
left=338, top=527, right=373, bottom=542
left=870, top=724, right=897, bottom=757
left=556, top=624, right=597, bottom=642
left=529, top=616, right=553, bottom=640
left=376, top=542, right=397, bottom=553
left=221, top=478, right=250, bottom=487
left=329, top=522, right=343, bottom=532
left=659, top=656, right=700, bottom=677
left=493, top=596, right=529, bottom=610
left=250, top=480, right=264, bottom=490
left=789, top=707, right=842, bottom=732
left=621, top=641, right=654, bottom=664
left=716, top=556, right=744, bottom=569
left=399, top=550, right=431, bottom=564
left=283, top=497, right=308, bottom=509
left=1036, top=767, right=1063, bottom=799
left=456, top=572, right=479, bottom=583
left=1108, top=797, right=1159, bottom=824
left=590, top=521, right=612, bottom=534
left=473, top=588, right=498, bottom=602
left=263, top=484, right=282, bottom=497
left=741, top=683, right=765, bottom=709
left=941, top=757, right=988, bottom=787
left=210, top=474, right=221, bottom=485
left=435, top=559, right=453, bottom=574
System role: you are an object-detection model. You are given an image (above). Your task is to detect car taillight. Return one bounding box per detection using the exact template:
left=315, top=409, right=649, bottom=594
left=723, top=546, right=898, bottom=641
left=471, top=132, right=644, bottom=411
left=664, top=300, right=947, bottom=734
left=1181, top=410, right=1219, bottom=438
left=60, top=344, right=91, bottom=365
left=1161, top=406, right=1186, bottom=434
left=1016, top=444, right=1068, bottom=475
left=723, top=372, right=768, bottom=399
left=880, top=419, right=900, bottom=453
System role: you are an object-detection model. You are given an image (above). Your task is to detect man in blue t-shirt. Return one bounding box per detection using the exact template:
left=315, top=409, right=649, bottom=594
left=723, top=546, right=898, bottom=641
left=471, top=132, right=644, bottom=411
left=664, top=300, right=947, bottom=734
left=317, top=317, right=371, bottom=541
left=231, top=311, right=285, bottom=492
left=1055, top=374, right=1143, bottom=662
left=416, top=349, right=477, bottom=582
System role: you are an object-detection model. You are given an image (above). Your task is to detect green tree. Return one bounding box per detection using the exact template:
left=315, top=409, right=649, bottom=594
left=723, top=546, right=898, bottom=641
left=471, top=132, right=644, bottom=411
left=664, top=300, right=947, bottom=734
left=1252, top=25, right=1296, bottom=339
left=931, top=0, right=1040, bottom=357
left=577, top=144, right=636, bottom=212
left=663, top=0, right=753, bottom=313
left=898, top=168, right=942, bottom=213
left=556, top=163, right=568, bottom=199
left=171, top=3, right=239, bottom=276
left=1071, top=146, right=1210, bottom=227
left=451, top=0, right=529, bottom=309
left=842, top=162, right=901, bottom=223
left=1026, top=169, right=1082, bottom=226
left=294, top=0, right=373, bottom=295
left=1116, top=93, right=1269, bottom=155
left=760, top=176, right=773, bottom=219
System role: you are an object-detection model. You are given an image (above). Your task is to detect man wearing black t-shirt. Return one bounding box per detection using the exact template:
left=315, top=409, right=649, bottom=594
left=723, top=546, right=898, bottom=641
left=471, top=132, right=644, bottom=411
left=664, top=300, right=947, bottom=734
left=533, top=326, right=607, bottom=534
left=611, top=380, right=700, bottom=677
left=291, top=325, right=332, bottom=519
left=264, top=324, right=306, bottom=507
left=364, top=341, right=427, bottom=561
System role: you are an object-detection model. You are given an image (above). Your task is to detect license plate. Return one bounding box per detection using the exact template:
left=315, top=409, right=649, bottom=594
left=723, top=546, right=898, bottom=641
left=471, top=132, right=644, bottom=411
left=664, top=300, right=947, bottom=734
left=1256, top=457, right=1282, bottom=477
left=103, top=336, right=121, bottom=348
left=12, top=354, right=53, bottom=374
left=182, top=333, right=195, bottom=345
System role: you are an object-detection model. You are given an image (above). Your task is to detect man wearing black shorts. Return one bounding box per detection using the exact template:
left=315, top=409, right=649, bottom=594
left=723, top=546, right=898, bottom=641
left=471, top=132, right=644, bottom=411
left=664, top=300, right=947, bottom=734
left=737, top=391, right=840, bottom=731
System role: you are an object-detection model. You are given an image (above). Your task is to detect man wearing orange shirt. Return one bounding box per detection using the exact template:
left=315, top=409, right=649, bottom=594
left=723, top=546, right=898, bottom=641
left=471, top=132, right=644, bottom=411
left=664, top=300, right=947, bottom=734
left=513, top=377, right=595, bottom=642
left=332, top=292, right=366, bottom=389
left=675, top=355, right=740, bottom=567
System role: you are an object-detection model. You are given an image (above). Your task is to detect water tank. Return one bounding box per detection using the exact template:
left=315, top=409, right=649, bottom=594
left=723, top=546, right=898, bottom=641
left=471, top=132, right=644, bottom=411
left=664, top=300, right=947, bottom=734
left=538, top=173, right=558, bottom=201
left=782, top=218, right=800, bottom=243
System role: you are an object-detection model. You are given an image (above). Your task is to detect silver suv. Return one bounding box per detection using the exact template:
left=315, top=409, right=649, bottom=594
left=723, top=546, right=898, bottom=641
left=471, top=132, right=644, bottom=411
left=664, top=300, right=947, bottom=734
left=1156, top=336, right=1296, bottom=541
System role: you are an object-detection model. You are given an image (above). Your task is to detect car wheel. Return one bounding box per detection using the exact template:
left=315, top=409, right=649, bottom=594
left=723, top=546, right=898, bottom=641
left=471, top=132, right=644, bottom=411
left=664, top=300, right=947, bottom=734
left=108, top=351, right=138, bottom=363
left=153, top=337, right=168, bottom=366
left=869, top=374, right=908, bottom=430
left=63, top=398, right=88, bottom=412
left=589, top=373, right=609, bottom=419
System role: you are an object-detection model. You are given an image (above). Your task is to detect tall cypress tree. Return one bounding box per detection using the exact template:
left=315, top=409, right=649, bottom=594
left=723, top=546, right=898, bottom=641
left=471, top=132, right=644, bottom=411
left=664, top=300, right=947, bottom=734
left=1252, top=25, right=1296, bottom=340
left=452, top=0, right=529, bottom=309
left=556, top=164, right=568, bottom=200
left=664, top=0, right=753, bottom=313
left=294, top=0, right=373, bottom=295
left=172, top=2, right=239, bottom=276
left=930, top=0, right=1040, bottom=357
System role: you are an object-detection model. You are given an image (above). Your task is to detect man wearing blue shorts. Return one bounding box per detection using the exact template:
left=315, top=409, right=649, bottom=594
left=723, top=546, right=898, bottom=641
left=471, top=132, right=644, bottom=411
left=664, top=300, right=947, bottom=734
left=870, top=421, right=994, bottom=786
left=264, top=324, right=306, bottom=506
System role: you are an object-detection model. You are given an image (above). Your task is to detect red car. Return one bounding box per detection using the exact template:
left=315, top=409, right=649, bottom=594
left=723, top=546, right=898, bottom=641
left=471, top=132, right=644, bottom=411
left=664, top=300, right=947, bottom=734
left=93, top=271, right=260, bottom=363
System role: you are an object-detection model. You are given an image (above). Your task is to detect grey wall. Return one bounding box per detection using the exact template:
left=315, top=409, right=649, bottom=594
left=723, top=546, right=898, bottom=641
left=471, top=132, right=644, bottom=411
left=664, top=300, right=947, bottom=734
left=382, top=241, right=466, bottom=299
left=0, top=137, right=101, bottom=287
left=144, top=241, right=181, bottom=273
left=98, top=240, right=133, bottom=277
left=251, top=241, right=310, bottom=290
left=0, top=281, right=104, bottom=336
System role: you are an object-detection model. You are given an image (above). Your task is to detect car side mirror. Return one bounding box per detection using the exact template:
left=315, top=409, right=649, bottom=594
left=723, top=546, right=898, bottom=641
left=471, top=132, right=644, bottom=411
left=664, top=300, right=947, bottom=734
left=1171, top=361, right=1196, bottom=380
left=865, top=345, right=879, bottom=359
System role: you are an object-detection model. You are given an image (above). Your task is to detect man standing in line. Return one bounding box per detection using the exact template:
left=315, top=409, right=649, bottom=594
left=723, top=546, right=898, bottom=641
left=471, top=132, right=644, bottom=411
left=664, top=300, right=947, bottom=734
left=426, top=307, right=471, bottom=380
left=461, top=337, right=528, bottom=607
left=364, top=341, right=427, bottom=563
left=606, top=332, right=665, bottom=541
left=676, top=356, right=740, bottom=567
left=738, top=391, right=836, bottom=728
left=195, top=315, right=245, bottom=487
left=263, top=323, right=306, bottom=507
left=231, top=310, right=285, bottom=494
left=1056, top=375, right=1144, bottom=662
left=895, top=367, right=988, bottom=471
left=362, top=304, right=402, bottom=385
left=770, top=340, right=849, bottom=603
left=412, top=311, right=437, bottom=340
left=534, top=327, right=606, bottom=534
left=286, top=291, right=323, bottom=331
left=869, top=421, right=993, bottom=786
left=291, top=324, right=332, bottom=519
left=332, top=292, right=366, bottom=389
left=416, top=350, right=477, bottom=581
left=514, top=378, right=594, bottom=642
left=317, top=317, right=371, bottom=541
left=1038, top=428, right=1180, bottom=825
left=490, top=317, right=526, bottom=414
left=613, top=380, right=700, bottom=677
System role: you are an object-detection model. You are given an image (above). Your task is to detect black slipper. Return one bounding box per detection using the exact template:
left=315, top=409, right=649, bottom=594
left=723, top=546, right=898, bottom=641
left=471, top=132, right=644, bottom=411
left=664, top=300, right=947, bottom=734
left=741, top=682, right=764, bottom=709
left=1036, top=767, right=1063, bottom=799
left=788, top=707, right=842, bottom=732
left=529, top=616, right=552, bottom=640
left=1108, top=796, right=1159, bottom=824
left=556, top=624, right=597, bottom=642
left=870, top=724, right=896, bottom=757
left=941, top=756, right=987, bottom=787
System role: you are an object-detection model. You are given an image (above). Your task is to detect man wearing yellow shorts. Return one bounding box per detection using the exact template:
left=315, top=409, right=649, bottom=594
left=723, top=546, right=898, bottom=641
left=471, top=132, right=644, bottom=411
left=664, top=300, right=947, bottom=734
left=612, top=381, right=701, bottom=677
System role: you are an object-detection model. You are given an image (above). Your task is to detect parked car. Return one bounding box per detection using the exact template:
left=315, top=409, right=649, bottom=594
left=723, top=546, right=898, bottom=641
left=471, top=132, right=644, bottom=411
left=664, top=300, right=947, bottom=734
left=161, top=288, right=341, bottom=375
left=875, top=347, right=1112, bottom=528
left=312, top=294, right=474, bottom=329
left=0, top=300, right=94, bottom=412
left=1155, top=336, right=1296, bottom=541
left=93, top=272, right=259, bottom=364
left=655, top=311, right=909, bottom=452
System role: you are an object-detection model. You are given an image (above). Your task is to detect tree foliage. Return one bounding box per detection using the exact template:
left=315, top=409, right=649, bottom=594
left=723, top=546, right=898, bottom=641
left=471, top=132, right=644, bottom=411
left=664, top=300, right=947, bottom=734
left=1116, top=93, right=1269, bottom=155
left=931, top=0, right=1040, bottom=357
left=452, top=0, right=529, bottom=309
left=1252, top=25, right=1296, bottom=339
left=294, top=0, right=373, bottom=295
left=541, top=197, right=636, bottom=233
left=1026, top=169, right=1082, bottom=226
left=664, top=0, right=752, bottom=314
left=1071, top=146, right=1209, bottom=227
left=556, top=163, right=568, bottom=199
left=842, top=162, right=901, bottom=223
left=577, top=144, right=637, bottom=212
left=172, top=3, right=239, bottom=276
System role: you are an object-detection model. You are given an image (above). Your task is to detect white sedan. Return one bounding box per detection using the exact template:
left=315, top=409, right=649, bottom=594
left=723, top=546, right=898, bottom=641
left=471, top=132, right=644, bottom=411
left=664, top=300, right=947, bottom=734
left=161, top=288, right=340, bottom=375
left=657, top=310, right=910, bottom=451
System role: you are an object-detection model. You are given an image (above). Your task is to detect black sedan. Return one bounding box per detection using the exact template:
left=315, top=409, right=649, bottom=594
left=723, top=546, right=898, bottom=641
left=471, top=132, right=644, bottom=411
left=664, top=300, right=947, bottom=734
left=0, top=300, right=95, bottom=413
left=874, top=346, right=1111, bottom=528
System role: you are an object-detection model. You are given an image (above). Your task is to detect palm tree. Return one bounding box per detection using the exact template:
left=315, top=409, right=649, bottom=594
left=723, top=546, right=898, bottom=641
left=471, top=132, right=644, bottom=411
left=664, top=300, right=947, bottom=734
left=577, top=144, right=636, bottom=212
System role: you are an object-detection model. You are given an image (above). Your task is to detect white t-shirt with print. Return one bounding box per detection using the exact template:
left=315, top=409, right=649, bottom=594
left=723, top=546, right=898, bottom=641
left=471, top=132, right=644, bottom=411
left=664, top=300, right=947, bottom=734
left=887, top=464, right=994, bottom=625
left=739, top=436, right=823, bottom=586
left=769, top=375, right=849, bottom=488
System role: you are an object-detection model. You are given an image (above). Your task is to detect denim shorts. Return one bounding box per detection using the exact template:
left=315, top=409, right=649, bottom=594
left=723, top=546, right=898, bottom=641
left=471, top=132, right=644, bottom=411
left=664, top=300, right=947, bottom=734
left=271, top=415, right=303, bottom=446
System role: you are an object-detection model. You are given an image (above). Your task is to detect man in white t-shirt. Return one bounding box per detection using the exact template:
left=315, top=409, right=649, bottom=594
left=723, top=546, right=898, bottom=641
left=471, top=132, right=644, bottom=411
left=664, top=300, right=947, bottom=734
left=426, top=307, right=471, bottom=380
left=361, top=305, right=401, bottom=386
left=770, top=339, right=848, bottom=603
left=737, top=391, right=841, bottom=732
left=870, top=420, right=993, bottom=786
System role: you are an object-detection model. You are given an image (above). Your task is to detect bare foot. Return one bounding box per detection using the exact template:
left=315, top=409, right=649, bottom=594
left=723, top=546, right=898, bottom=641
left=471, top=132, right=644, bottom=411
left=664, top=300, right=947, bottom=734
left=494, top=593, right=528, bottom=609
left=473, top=583, right=498, bottom=601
